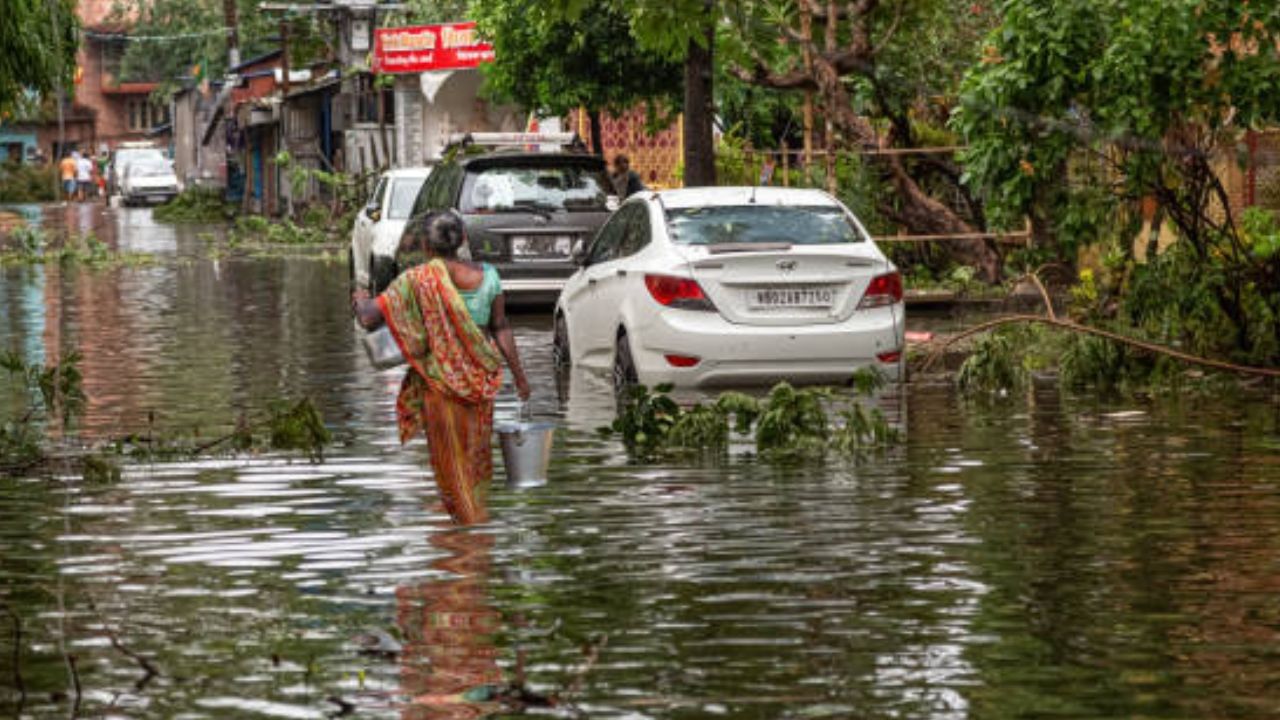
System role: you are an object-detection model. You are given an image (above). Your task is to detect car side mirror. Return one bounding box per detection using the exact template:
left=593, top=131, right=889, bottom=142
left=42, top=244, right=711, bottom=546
left=571, top=239, right=588, bottom=266
left=366, top=201, right=381, bottom=222
left=606, top=195, right=620, bottom=212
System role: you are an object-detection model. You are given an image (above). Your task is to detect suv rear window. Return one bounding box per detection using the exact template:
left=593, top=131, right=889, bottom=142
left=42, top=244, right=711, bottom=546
left=460, top=164, right=609, bottom=213
left=665, top=205, right=866, bottom=246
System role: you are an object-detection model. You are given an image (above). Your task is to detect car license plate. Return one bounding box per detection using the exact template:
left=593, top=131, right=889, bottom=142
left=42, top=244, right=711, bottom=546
left=511, top=235, right=572, bottom=260
left=148, top=195, right=166, bottom=203
left=749, top=286, right=836, bottom=308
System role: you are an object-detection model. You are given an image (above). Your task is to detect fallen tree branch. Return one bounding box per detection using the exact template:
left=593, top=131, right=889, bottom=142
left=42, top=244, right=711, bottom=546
left=1005, top=267, right=1058, bottom=321
left=88, top=598, right=160, bottom=691
left=67, top=653, right=81, bottom=717
left=106, top=628, right=160, bottom=691
left=1, top=601, right=25, bottom=714
left=918, top=314, right=1280, bottom=378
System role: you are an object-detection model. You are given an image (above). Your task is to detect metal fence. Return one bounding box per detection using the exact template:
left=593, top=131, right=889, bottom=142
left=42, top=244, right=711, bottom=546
left=1246, top=130, right=1280, bottom=215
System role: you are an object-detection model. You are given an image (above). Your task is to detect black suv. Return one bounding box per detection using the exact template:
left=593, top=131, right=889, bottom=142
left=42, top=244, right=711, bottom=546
left=385, top=136, right=614, bottom=305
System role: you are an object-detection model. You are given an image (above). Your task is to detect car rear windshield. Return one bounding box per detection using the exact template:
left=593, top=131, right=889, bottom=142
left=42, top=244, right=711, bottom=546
left=119, top=149, right=165, bottom=166
left=664, top=205, right=865, bottom=246
left=460, top=164, right=609, bottom=213
left=386, top=178, right=425, bottom=220
left=130, top=162, right=171, bottom=177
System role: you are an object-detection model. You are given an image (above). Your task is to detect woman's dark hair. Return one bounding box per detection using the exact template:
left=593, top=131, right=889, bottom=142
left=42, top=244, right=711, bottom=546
left=421, top=211, right=466, bottom=257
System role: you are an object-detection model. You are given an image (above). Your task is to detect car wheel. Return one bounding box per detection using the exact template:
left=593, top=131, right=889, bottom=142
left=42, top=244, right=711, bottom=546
left=612, top=331, right=638, bottom=394
left=553, top=313, right=571, bottom=369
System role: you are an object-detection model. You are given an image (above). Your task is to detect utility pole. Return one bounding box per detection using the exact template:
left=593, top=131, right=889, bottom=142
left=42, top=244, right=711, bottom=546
left=224, top=0, right=240, bottom=69
left=49, top=0, right=67, bottom=198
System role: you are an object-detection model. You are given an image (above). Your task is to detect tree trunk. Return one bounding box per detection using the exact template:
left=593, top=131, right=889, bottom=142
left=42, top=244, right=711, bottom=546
left=682, top=4, right=716, bottom=187
left=223, top=0, right=240, bottom=68
left=831, top=85, right=1004, bottom=282
left=882, top=155, right=1001, bottom=282
left=588, top=109, right=604, bottom=157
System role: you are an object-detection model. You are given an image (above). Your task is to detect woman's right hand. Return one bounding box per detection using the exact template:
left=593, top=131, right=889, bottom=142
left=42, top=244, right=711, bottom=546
left=515, top=375, right=532, bottom=402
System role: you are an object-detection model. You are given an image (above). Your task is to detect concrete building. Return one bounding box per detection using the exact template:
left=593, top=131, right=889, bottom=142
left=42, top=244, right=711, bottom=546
left=0, top=0, right=170, bottom=163
left=389, top=70, right=520, bottom=169
left=0, top=128, right=40, bottom=164
left=171, top=82, right=228, bottom=189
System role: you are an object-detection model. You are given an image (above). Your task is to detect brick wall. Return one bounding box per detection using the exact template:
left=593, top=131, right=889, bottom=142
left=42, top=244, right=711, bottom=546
left=71, top=0, right=155, bottom=149
left=571, top=107, right=682, bottom=189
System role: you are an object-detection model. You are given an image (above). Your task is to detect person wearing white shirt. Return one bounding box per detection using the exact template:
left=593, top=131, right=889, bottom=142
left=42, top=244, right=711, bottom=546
left=75, top=153, right=94, bottom=202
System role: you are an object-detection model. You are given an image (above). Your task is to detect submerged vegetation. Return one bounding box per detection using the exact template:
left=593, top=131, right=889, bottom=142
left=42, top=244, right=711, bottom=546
left=603, top=371, right=898, bottom=462
left=0, top=227, right=156, bottom=267
left=1, top=351, right=85, bottom=473
left=1, top=349, right=333, bottom=478
left=152, top=187, right=234, bottom=224
left=230, top=215, right=337, bottom=246
left=0, top=162, right=58, bottom=203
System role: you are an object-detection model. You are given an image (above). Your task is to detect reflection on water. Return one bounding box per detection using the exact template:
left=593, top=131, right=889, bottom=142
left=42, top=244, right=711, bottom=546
left=399, top=529, right=503, bottom=719
left=2, top=206, right=1280, bottom=718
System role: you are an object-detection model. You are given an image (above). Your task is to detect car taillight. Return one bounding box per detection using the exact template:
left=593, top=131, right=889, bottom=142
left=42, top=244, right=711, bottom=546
left=877, top=350, right=902, bottom=363
left=858, top=272, right=903, bottom=309
left=665, top=354, right=701, bottom=367
left=644, top=274, right=716, bottom=311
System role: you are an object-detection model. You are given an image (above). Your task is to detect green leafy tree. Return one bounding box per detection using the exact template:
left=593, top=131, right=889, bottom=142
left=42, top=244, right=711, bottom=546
left=404, top=0, right=471, bottom=23
left=471, top=0, right=681, bottom=155
left=725, top=0, right=1004, bottom=280
left=110, top=0, right=279, bottom=96
left=0, top=0, right=78, bottom=117
left=543, top=0, right=720, bottom=185
left=954, top=0, right=1280, bottom=357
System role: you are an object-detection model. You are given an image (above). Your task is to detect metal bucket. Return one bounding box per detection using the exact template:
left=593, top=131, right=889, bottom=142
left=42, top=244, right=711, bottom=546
left=497, top=420, right=555, bottom=488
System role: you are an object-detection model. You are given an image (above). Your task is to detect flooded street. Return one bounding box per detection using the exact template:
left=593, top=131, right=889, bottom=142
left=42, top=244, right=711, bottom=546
left=2, top=206, right=1279, bottom=718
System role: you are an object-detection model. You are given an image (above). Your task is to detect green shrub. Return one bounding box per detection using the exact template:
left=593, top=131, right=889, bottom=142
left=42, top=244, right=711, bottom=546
left=153, top=187, right=233, bottom=224
left=231, top=216, right=332, bottom=245
left=266, top=398, right=331, bottom=461
left=957, top=330, right=1028, bottom=395
left=0, top=162, right=57, bottom=203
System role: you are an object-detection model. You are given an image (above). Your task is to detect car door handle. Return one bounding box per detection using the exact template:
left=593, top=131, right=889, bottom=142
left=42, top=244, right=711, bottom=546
left=588, top=277, right=598, bottom=285
left=616, top=269, right=627, bottom=277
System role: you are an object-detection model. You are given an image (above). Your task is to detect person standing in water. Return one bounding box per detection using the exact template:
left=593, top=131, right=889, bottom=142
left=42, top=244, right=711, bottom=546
left=75, top=151, right=94, bottom=202
left=59, top=152, right=78, bottom=202
left=609, top=154, right=646, bottom=199
left=352, top=212, right=531, bottom=525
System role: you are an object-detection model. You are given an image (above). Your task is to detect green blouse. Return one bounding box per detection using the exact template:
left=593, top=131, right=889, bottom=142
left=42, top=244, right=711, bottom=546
left=458, top=263, right=501, bottom=328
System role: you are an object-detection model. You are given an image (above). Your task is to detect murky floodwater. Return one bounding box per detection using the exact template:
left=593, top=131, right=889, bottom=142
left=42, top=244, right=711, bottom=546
left=2, top=205, right=1279, bottom=718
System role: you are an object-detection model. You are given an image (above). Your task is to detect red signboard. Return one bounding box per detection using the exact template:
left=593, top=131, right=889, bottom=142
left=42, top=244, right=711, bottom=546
left=373, top=22, right=495, bottom=74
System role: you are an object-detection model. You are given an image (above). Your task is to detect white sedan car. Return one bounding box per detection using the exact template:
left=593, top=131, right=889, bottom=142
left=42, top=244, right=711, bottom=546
left=553, top=187, right=906, bottom=389
left=120, top=159, right=180, bottom=206
left=350, top=167, right=431, bottom=292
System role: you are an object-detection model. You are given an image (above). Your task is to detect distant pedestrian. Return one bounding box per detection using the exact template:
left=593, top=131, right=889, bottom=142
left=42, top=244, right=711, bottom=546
left=59, top=152, right=77, bottom=201
left=75, top=152, right=93, bottom=201
left=609, top=154, right=646, bottom=200
left=95, top=152, right=109, bottom=200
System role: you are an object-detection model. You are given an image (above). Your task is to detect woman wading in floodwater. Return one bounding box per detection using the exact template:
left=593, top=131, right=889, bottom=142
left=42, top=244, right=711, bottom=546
left=352, top=212, right=531, bottom=525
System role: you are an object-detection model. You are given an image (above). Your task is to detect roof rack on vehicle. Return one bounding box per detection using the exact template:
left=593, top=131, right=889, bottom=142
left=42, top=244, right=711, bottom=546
left=444, top=132, right=588, bottom=154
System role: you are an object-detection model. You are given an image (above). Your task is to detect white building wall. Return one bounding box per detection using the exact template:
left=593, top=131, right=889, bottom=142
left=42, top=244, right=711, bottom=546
left=393, top=67, right=521, bottom=167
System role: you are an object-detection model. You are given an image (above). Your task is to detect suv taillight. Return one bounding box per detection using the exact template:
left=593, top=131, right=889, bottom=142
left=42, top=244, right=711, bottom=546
left=644, top=274, right=716, bottom=311
left=857, top=272, right=903, bottom=309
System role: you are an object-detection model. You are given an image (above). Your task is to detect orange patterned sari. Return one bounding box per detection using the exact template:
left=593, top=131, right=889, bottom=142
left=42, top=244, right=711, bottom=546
left=378, top=259, right=504, bottom=524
